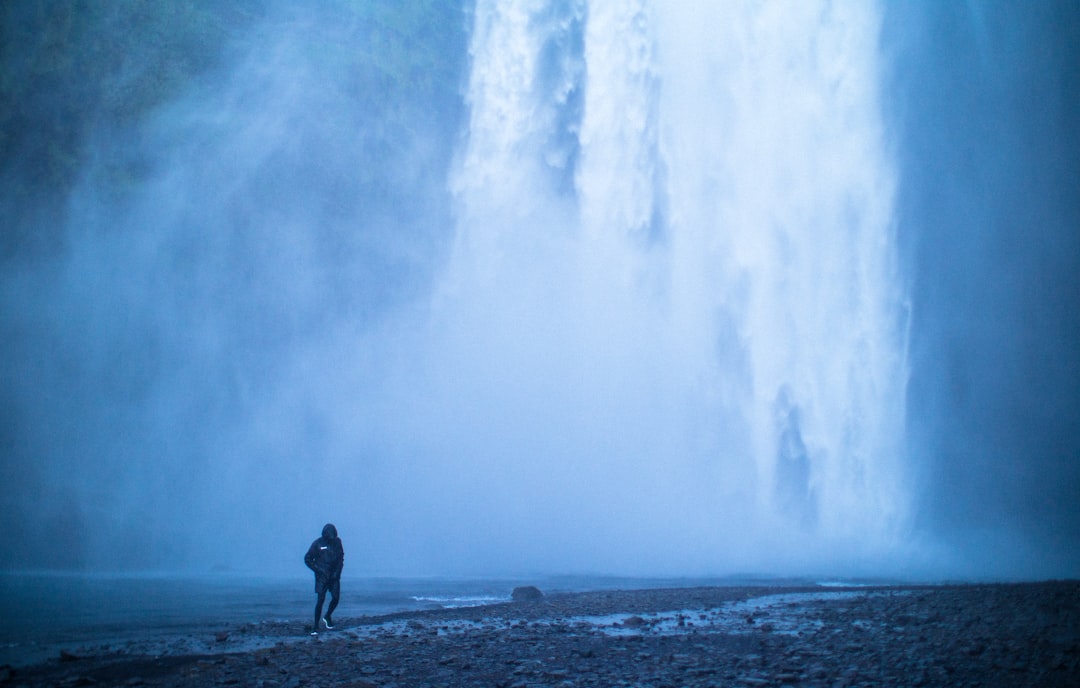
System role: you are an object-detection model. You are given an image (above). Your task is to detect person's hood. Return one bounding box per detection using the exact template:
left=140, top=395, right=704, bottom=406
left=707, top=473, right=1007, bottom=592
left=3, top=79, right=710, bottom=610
left=322, top=523, right=338, bottom=539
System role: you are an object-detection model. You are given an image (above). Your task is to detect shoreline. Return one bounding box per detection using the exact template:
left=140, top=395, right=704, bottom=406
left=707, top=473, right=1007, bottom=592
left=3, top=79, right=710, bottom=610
left=3, top=581, right=1078, bottom=687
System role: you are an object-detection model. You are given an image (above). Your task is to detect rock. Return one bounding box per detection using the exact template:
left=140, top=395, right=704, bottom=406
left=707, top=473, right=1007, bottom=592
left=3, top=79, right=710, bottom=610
left=622, top=616, right=647, bottom=628
left=215, top=631, right=230, bottom=642
left=512, top=585, right=544, bottom=602
left=59, top=649, right=81, bottom=662
left=808, top=665, right=830, bottom=679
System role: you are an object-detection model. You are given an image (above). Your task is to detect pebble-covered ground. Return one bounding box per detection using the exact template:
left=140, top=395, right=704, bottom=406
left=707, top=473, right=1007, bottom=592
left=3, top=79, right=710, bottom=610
left=3, top=582, right=1078, bottom=687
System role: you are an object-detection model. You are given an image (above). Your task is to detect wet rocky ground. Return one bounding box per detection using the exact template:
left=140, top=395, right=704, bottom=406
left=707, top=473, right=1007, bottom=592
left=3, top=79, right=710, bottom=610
left=3, top=581, right=1078, bottom=687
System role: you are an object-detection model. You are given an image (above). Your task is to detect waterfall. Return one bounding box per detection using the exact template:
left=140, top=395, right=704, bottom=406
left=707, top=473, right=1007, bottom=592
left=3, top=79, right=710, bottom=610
left=421, top=0, right=908, bottom=573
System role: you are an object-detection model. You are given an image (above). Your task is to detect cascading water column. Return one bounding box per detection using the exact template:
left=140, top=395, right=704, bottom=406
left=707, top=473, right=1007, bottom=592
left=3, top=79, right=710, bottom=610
left=654, top=1, right=909, bottom=559
left=656, top=0, right=911, bottom=557
left=429, top=0, right=909, bottom=573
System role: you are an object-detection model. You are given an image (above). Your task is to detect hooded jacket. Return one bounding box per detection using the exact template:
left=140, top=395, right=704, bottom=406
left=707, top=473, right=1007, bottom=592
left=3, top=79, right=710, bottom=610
left=304, top=523, right=344, bottom=581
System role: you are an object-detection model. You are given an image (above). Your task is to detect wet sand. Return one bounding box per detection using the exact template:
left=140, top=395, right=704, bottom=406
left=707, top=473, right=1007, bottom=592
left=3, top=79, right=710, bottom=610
left=3, top=581, right=1078, bottom=687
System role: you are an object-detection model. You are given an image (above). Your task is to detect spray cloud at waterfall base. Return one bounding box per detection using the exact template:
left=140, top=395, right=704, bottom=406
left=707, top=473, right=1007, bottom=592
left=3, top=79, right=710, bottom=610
left=1, top=1, right=1077, bottom=580
left=401, top=0, right=910, bottom=576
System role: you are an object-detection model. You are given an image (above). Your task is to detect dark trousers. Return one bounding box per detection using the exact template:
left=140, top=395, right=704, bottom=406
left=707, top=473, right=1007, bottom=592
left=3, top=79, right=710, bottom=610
left=314, top=577, right=340, bottom=630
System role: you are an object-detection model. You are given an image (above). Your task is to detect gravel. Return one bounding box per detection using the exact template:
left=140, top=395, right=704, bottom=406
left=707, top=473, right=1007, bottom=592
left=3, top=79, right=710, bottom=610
left=4, top=581, right=1078, bottom=687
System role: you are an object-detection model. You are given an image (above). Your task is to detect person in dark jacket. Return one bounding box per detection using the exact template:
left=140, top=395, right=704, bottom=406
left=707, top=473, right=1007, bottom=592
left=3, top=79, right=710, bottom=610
left=304, top=523, right=344, bottom=634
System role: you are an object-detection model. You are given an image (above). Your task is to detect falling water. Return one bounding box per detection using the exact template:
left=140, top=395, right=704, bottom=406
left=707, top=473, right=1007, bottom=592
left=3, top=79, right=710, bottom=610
left=424, top=0, right=910, bottom=573
left=0, top=0, right=928, bottom=578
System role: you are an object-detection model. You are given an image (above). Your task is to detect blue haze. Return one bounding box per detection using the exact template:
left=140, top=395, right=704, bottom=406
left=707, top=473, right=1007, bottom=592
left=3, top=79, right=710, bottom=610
left=0, top=1, right=1077, bottom=580
left=885, top=1, right=1080, bottom=577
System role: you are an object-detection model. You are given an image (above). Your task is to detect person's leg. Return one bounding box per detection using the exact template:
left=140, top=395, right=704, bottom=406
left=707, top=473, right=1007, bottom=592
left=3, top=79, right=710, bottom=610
left=324, top=579, right=340, bottom=627
left=313, top=587, right=327, bottom=633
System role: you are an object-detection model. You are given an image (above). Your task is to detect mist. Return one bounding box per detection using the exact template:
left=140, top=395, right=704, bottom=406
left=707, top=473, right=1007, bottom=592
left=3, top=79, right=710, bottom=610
left=886, top=1, right=1080, bottom=578
left=1, top=0, right=1077, bottom=580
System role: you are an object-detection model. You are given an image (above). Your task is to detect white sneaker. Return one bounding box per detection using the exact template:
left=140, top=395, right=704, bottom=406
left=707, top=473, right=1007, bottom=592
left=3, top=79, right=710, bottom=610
left=321, top=618, right=334, bottom=630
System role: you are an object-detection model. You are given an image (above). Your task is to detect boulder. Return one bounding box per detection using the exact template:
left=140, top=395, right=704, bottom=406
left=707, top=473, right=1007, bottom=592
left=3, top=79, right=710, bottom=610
left=512, top=585, right=544, bottom=602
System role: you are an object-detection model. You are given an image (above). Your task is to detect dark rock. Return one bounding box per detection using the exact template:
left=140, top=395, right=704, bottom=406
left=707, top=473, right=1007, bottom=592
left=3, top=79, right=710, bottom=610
left=215, top=631, right=230, bottom=642
left=512, top=585, right=544, bottom=602
left=59, top=649, right=81, bottom=662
